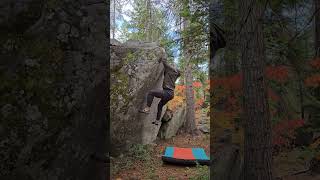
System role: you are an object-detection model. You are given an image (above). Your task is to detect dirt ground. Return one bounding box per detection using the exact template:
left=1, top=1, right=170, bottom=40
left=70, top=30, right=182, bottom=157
left=111, top=133, right=210, bottom=180
left=274, top=148, right=320, bottom=180
left=111, top=107, right=320, bottom=180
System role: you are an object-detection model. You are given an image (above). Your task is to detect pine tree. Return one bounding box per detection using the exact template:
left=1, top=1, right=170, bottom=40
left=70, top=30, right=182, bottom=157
left=239, top=0, right=273, bottom=179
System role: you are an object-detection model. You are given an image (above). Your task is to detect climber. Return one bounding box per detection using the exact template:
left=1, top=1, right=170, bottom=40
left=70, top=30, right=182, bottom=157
left=139, top=53, right=181, bottom=125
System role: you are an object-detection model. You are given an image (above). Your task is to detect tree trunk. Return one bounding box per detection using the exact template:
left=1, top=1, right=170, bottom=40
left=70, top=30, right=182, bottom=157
left=298, top=73, right=305, bottom=119
left=113, top=0, right=116, bottom=39
left=184, top=62, right=197, bottom=133
left=315, top=0, right=320, bottom=55
left=223, top=0, right=238, bottom=76
left=146, top=0, right=152, bottom=42
left=239, top=0, right=273, bottom=179
left=181, top=1, right=197, bottom=134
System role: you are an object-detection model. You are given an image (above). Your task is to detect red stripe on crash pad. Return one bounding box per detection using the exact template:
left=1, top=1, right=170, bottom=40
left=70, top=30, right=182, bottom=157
left=172, top=147, right=195, bottom=160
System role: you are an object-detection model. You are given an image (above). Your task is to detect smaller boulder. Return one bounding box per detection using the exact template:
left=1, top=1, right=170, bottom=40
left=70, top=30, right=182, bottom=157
left=162, top=109, right=173, bottom=122
left=295, top=128, right=314, bottom=147
left=110, top=39, right=122, bottom=46
left=199, top=124, right=210, bottom=134
left=158, top=106, right=186, bottom=139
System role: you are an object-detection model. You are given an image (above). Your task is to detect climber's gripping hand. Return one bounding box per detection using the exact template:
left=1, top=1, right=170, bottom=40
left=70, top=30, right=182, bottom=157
left=158, top=57, right=166, bottom=63
left=158, top=54, right=168, bottom=63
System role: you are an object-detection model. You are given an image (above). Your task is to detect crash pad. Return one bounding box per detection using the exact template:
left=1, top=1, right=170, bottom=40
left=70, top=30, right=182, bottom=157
left=162, top=147, right=210, bottom=165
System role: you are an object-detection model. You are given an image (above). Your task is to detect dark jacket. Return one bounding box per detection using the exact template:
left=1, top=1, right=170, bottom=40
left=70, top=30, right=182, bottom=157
left=162, top=61, right=181, bottom=91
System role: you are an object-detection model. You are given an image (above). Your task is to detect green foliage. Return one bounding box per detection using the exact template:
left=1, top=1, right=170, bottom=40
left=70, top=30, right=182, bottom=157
left=116, top=0, right=210, bottom=85
left=146, top=166, right=159, bottom=179
left=46, top=0, right=62, bottom=10
left=119, top=0, right=177, bottom=60
left=124, top=0, right=166, bottom=41
left=128, top=144, right=151, bottom=161
left=297, top=146, right=317, bottom=161
left=189, top=164, right=209, bottom=180
left=180, top=8, right=190, bottom=17
left=111, top=144, right=152, bottom=176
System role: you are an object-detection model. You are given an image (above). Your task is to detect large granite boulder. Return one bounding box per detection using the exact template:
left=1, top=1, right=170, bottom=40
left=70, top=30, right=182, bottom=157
left=198, top=114, right=210, bottom=134
left=158, top=106, right=187, bottom=139
left=0, top=1, right=108, bottom=179
left=110, top=40, right=167, bottom=154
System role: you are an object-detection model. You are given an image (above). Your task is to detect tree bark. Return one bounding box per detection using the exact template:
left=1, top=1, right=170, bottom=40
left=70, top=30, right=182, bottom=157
left=315, top=0, right=320, bottom=56
left=146, top=0, right=152, bottom=42
left=314, top=0, right=320, bottom=102
left=223, top=0, right=238, bottom=76
left=287, top=42, right=305, bottom=120
left=298, top=73, right=305, bottom=119
left=182, top=1, right=197, bottom=134
left=239, top=0, right=273, bottom=179
left=113, top=0, right=116, bottom=39
left=184, top=61, right=197, bottom=133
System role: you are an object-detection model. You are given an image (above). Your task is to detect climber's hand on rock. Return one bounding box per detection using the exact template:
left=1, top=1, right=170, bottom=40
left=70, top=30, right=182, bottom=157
left=161, top=56, right=168, bottom=63
left=159, top=57, right=166, bottom=63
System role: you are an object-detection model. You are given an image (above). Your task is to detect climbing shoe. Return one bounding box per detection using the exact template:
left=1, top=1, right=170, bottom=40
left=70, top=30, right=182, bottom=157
left=152, top=120, right=160, bottom=125
left=139, top=107, right=150, bottom=114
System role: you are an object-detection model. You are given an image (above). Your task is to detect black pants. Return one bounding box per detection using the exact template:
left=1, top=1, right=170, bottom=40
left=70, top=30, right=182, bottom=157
left=146, top=88, right=174, bottom=120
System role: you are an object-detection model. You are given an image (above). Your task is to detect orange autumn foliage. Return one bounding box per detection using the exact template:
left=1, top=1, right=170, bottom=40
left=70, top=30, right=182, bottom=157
left=175, top=85, right=186, bottom=95
left=310, top=58, right=320, bottom=69
left=208, top=66, right=308, bottom=150
left=273, top=119, right=305, bottom=147
left=195, top=98, right=204, bottom=109
left=168, top=95, right=184, bottom=111
left=192, top=81, right=202, bottom=88
left=210, top=66, right=290, bottom=90
left=209, top=66, right=286, bottom=119
left=304, top=74, right=320, bottom=87
left=169, top=82, right=206, bottom=111
left=265, top=65, right=289, bottom=83
left=210, top=73, right=243, bottom=91
left=268, top=88, right=280, bottom=101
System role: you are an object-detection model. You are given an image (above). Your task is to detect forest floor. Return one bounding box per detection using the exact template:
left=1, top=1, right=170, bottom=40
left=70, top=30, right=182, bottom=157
left=274, top=148, right=320, bottom=180
left=111, top=133, right=210, bottom=180
left=111, top=109, right=210, bottom=180
left=111, top=107, right=319, bottom=180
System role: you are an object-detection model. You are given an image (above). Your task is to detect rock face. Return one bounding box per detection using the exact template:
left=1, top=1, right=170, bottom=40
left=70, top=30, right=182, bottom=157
left=0, top=1, right=108, bottom=180
left=198, top=115, right=210, bottom=134
left=158, top=106, right=187, bottom=139
left=162, top=109, right=174, bottom=122
left=110, top=40, right=167, bottom=154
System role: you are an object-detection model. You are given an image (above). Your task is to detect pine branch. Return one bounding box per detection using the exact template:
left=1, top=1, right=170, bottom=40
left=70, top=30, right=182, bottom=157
left=288, top=6, right=320, bottom=43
